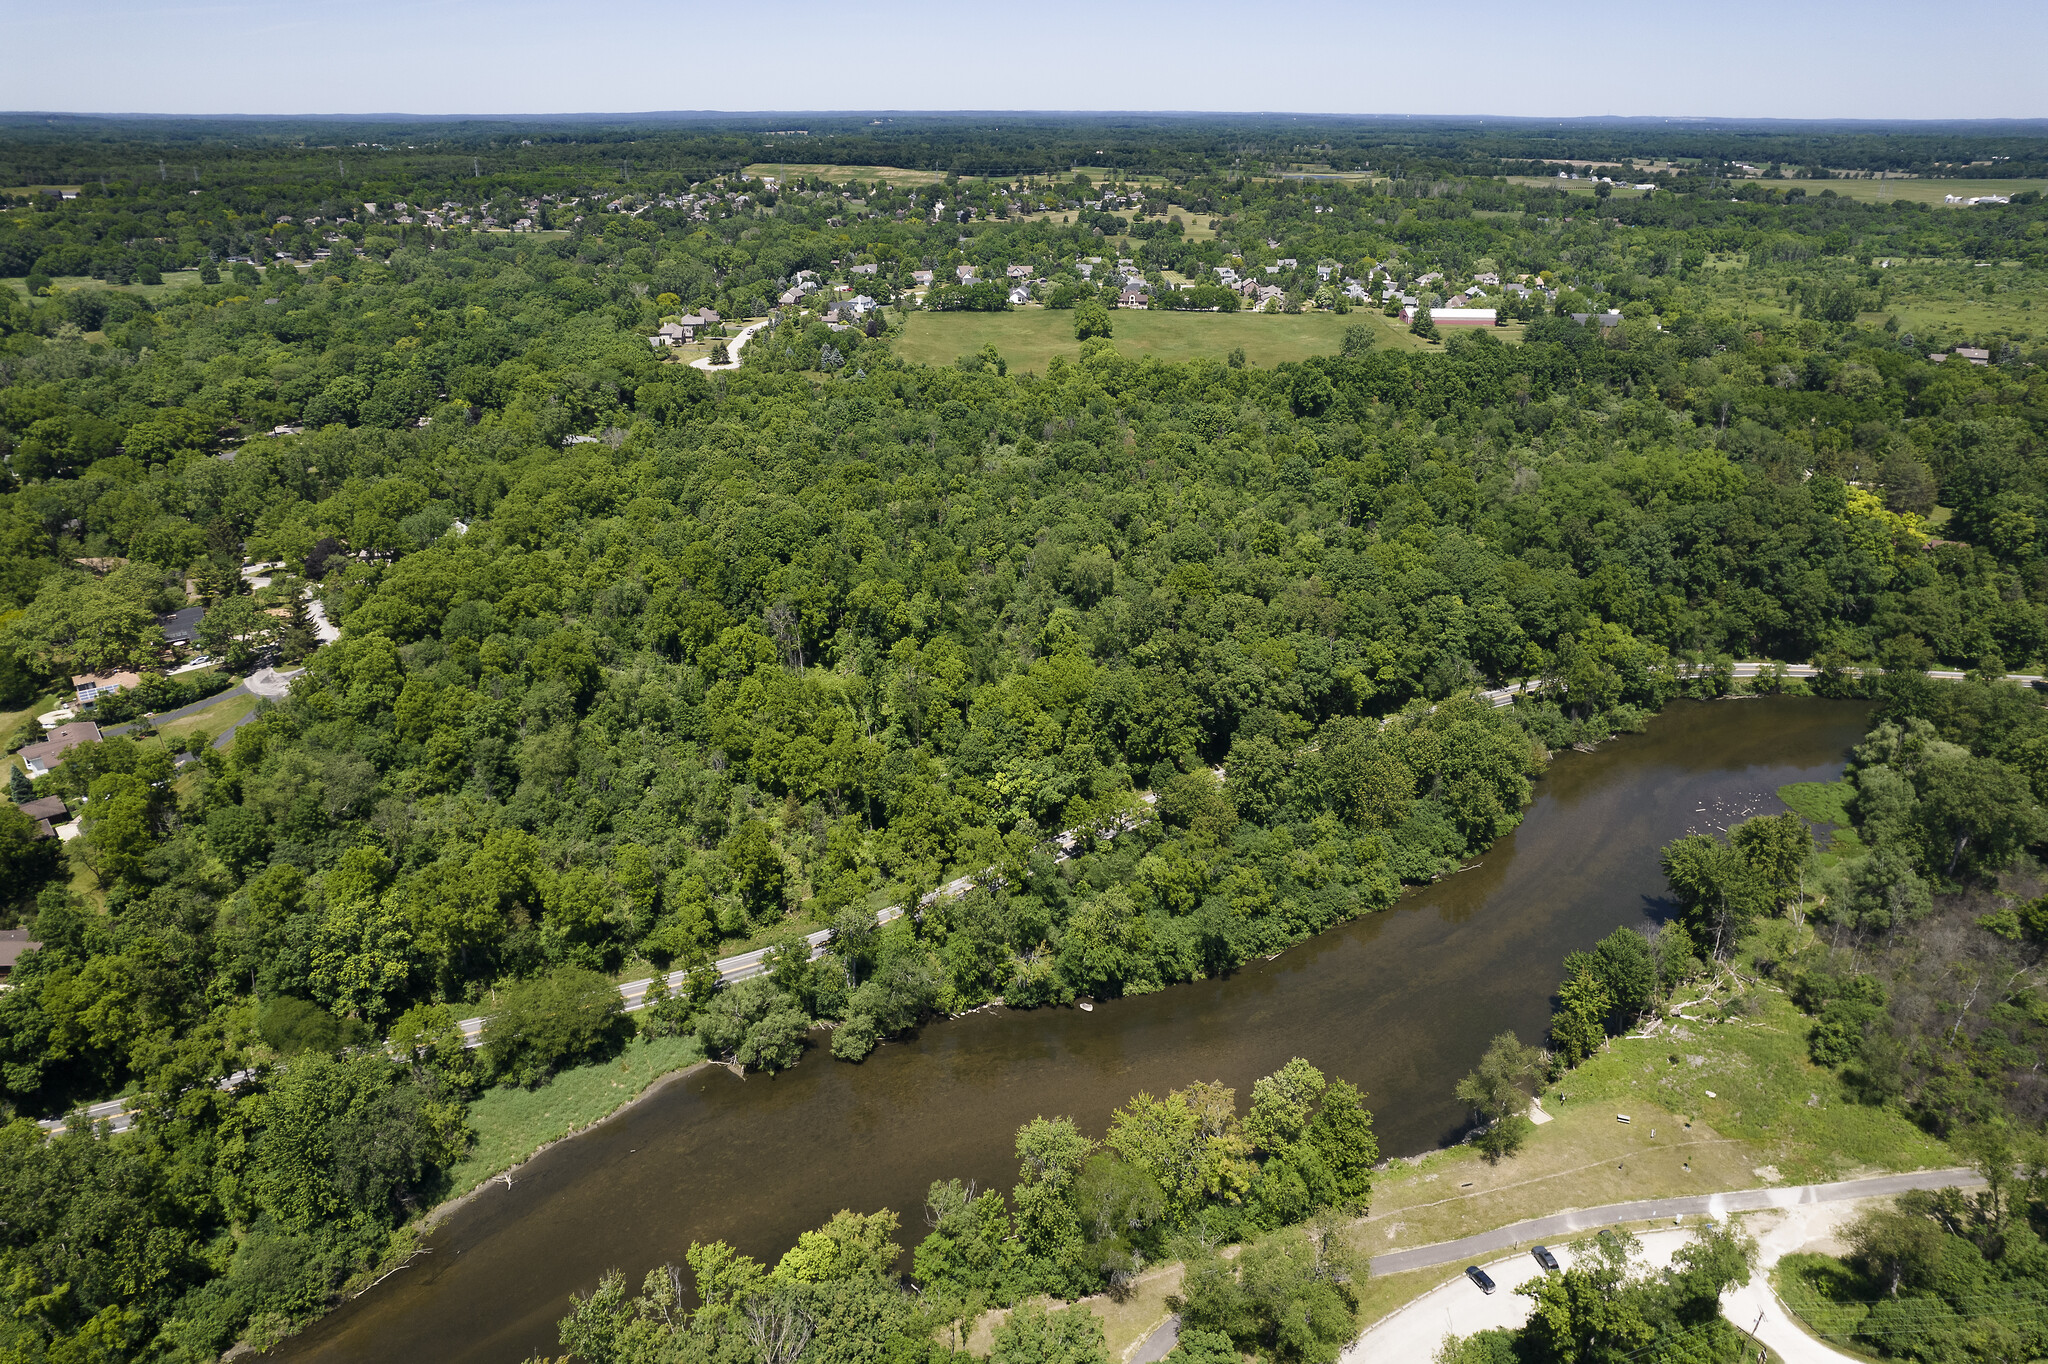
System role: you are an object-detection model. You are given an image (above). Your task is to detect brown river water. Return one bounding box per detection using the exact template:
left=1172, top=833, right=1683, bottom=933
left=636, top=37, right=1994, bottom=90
left=280, top=697, right=1870, bottom=1364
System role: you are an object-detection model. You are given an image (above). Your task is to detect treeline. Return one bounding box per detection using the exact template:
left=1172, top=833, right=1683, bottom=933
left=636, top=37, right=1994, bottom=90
left=553, top=1059, right=1377, bottom=1364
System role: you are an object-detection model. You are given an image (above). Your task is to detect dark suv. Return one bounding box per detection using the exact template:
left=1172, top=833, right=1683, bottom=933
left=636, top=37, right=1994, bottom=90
left=1464, top=1265, right=1496, bottom=1294
left=1532, top=1245, right=1560, bottom=1272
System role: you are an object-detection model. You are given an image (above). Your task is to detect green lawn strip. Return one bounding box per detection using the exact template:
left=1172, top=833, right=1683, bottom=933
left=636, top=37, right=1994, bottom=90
left=896, top=307, right=1444, bottom=372
left=442, top=1033, right=708, bottom=1201
left=153, top=689, right=261, bottom=747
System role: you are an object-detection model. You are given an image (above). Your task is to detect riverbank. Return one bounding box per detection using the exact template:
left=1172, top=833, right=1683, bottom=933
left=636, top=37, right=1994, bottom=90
left=962, top=928, right=1956, bottom=1358
left=1345, top=928, right=1949, bottom=1333
left=275, top=697, right=1879, bottom=1364
left=431, top=1034, right=710, bottom=1223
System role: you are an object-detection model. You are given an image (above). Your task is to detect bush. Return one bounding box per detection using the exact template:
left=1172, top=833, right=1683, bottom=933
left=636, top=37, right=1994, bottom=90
left=831, top=1013, right=880, bottom=1062
left=737, top=1007, right=810, bottom=1072
left=480, top=966, right=630, bottom=1088
left=257, top=996, right=367, bottom=1056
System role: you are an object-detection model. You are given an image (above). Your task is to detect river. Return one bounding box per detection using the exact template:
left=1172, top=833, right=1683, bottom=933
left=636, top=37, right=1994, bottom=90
left=279, top=696, right=1870, bottom=1364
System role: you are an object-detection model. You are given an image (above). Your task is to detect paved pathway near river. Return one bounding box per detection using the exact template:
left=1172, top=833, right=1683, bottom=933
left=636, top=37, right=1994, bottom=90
left=1342, top=1167, right=1984, bottom=1362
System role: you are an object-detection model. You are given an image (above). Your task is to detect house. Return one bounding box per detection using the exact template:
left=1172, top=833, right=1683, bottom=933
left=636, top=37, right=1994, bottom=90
left=1402, top=307, right=1499, bottom=326
left=1076, top=263, right=1094, bottom=279
left=158, top=606, right=205, bottom=648
left=0, top=929, right=41, bottom=980
left=1005, top=264, right=1034, bottom=280
left=850, top=263, right=879, bottom=275
left=16, top=796, right=70, bottom=840
left=1008, top=286, right=1032, bottom=306
left=1569, top=311, right=1625, bottom=330
left=955, top=264, right=978, bottom=282
left=20, top=721, right=101, bottom=777
left=1954, top=347, right=1992, bottom=365
left=911, top=270, right=934, bottom=286
left=71, top=671, right=140, bottom=704
left=1118, top=288, right=1148, bottom=309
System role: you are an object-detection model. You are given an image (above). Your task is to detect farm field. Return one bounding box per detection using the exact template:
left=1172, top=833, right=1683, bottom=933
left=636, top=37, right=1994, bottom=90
left=893, top=304, right=1504, bottom=371
left=744, top=162, right=963, bottom=186
left=1507, top=174, right=2048, bottom=207
left=1804, top=176, right=2048, bottom=205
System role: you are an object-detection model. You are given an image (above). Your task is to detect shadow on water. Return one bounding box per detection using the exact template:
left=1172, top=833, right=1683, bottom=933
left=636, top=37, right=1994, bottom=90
left=280, top=697, right=1870, bottom=1364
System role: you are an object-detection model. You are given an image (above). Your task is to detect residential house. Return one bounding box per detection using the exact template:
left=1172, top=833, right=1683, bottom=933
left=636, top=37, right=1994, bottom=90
left=20, top=721, right=101, bottom=777
left=1118, top=288, right=1148, bottom=309
left=16, top=796, right=70, bottom=841
left=850, top=263, right=879, bottom=276
left=1954, top=347, right=1992, bottom=365
left=1005, top=264, right=1034, bottom=280
left=0, top=929, right=41, bottom=981
left=955, top=264, right=978, bottom=282
left=158, top=606, right=205, bottom=648
left=911, top=270, right=934, bottom=286
left=71, top=672, right=139, bottom=705
left=1009, top=286, right=1032, bottom=306
left=1569, top=311, right=1625, bottom=330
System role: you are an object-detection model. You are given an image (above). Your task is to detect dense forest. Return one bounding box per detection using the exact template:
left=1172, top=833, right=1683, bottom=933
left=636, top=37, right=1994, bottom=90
left=0, top=118, right=2044, bottom=1363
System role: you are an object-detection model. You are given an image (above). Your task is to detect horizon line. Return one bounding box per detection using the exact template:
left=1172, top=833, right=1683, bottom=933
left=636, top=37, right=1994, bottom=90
left=4, top=109, right=2047, bottom=126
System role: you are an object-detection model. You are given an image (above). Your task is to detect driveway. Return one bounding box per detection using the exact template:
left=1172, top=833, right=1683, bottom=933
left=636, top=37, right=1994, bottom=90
left=689, top=318, right=769, bottom=371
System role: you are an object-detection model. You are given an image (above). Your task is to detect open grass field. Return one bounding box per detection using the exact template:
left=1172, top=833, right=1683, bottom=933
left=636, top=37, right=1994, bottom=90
left=1808, top=177, right=2048, bottom=206
left=1007, top=206, right=1219, bottom=241
left=1506, top=175, right=2047, bottom=208
left=6, top=270, right=219, bottom=301
left=894, top=306, right=1478, bottom=372
left=745, top=162, right=963, bottom=186
left=440, top=1033, right=708, bottom=1205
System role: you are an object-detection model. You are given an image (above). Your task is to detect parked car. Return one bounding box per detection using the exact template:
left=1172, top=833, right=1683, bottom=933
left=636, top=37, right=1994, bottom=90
left=1465, top=1265, right=1496, bottom=1294
left=1532, top=1245, right=1560, bottom=1272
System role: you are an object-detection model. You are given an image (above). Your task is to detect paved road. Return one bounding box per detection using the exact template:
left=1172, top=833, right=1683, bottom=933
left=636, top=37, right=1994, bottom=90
left=449, top=790, right=1166, bottom=1045
left=1366, top=1167, right=1983, bottom=1276
left=1128, top=1170, right=1982, bottom=1364
left=42, top=786, right=1164, bottom=1130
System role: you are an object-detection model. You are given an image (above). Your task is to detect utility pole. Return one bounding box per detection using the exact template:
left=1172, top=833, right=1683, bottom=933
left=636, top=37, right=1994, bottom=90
left=158, top=159, right=165, bottom=181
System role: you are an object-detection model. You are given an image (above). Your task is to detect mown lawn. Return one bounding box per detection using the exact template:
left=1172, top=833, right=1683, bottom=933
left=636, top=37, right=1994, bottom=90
left=894, top=306, right=1480, bottom=373
left=154, top=690, right=261, bottom=748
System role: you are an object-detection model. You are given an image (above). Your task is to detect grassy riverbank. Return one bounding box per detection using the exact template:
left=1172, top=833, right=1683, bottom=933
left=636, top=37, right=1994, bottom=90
left=1343, top=929, right=1949, bottom=1330
left=439, top=1034, right=708, bottom=1207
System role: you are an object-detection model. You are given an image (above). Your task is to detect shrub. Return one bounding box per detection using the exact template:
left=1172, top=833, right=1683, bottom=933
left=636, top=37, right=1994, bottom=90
left=480, top=966, right=629, bottom=1088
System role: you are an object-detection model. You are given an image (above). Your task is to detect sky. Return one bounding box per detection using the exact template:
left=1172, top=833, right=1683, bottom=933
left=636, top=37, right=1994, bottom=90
left=4, top=0, right=2045, bottom=121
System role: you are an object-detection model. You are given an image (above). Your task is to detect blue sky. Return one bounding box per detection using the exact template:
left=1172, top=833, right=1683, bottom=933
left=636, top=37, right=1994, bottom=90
left=5, top=0, right=2045, bottom=119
